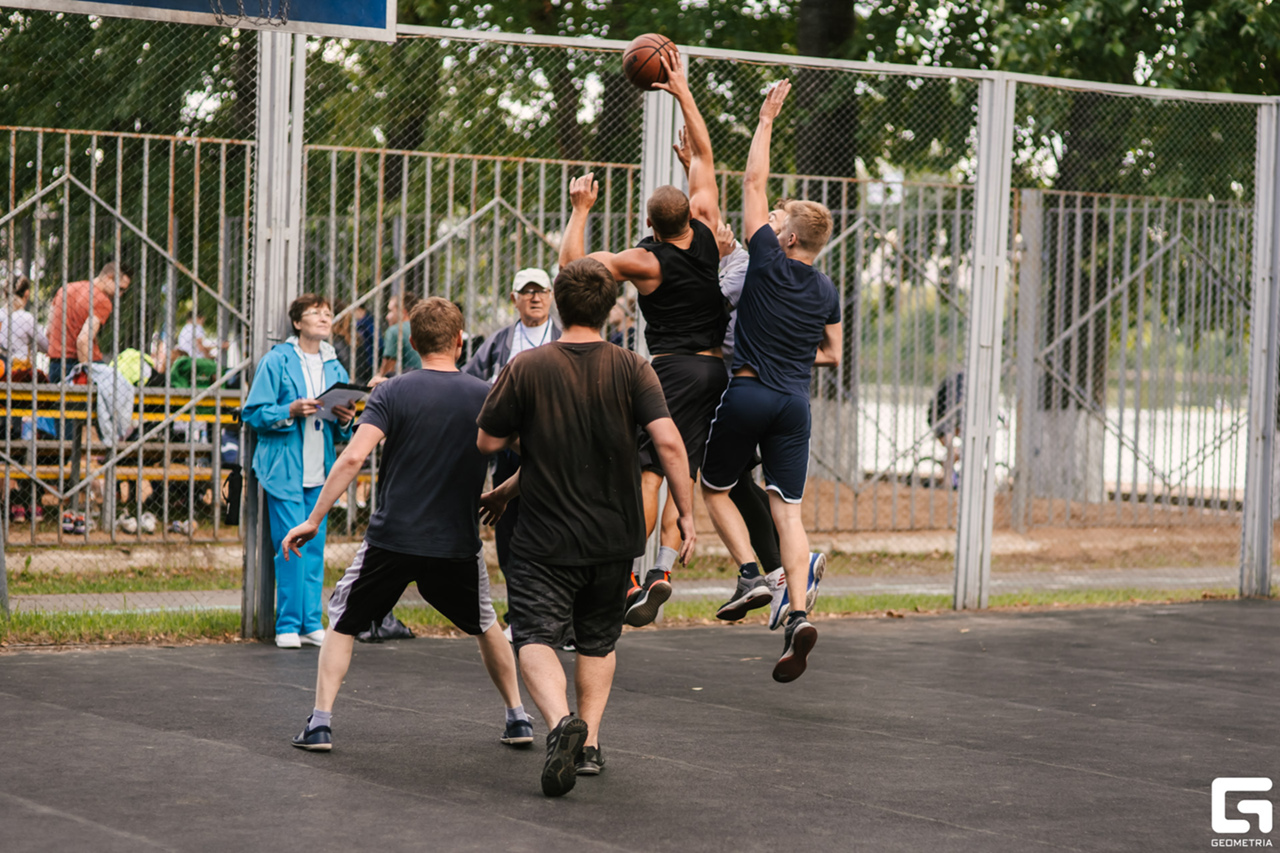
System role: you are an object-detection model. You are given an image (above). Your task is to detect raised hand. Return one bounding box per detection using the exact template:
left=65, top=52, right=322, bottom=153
left=715, top=221, right=736, bottom=258
left=672, top=126, right=691, bottom=173
left=569, top=173, right=599, bottom=211
left=651, top=49, right=689, bottom=99
left=759, top=79, right=791, bottom=123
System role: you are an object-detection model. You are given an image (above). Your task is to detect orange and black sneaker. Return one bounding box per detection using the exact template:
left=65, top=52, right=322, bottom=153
left=624, top=569, right=672, bottom=627
left=624, top=573, right=644, bottom=611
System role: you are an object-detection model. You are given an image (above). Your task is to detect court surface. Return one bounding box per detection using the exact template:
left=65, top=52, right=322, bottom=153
left=2, top=599, right=1276, bottom=852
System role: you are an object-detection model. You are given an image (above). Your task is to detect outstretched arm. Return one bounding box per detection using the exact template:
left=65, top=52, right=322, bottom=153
left=559, top=172, right=662, bottom=292
left=744, top=80, right=790, bottom=239
left=654, top=51, right=718, bottom=232
left=282, top=423, right=385, bottom=557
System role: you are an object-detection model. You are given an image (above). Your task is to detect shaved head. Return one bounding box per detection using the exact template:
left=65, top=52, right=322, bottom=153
left=647, top=185, right=691, bottom=240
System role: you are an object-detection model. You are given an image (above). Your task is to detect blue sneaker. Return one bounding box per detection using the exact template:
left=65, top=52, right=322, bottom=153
left=768, top=553, right=826, bottom=631
left=291, top=718, right=332, bottom=752
left=501, top=717, right=534, bottom=747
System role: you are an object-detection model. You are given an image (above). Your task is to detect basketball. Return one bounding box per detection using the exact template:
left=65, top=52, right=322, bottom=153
left=623, top=33, right=678, bottom=91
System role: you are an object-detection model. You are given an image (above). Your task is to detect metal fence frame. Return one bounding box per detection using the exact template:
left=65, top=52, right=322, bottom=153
left=4, top=21, right=1277, bottom=628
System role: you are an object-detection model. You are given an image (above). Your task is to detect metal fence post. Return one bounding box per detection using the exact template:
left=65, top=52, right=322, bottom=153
left=632, top=51, right=687, bottom=588
left=242, top=31, right=306, bottom=639
left=1013, top=189, right=1042, bottom=532
left=1239, top=100, right=1279, bottom=599
left=954, top=74, right=1017, bottom=610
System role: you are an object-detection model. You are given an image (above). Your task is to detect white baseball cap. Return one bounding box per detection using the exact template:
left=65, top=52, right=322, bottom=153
left=512, top=268, right=552, bottom=293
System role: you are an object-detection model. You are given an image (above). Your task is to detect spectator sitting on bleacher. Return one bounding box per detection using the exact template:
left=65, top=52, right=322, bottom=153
left=45, top=260, right=132, bottom=383
left=0, top=275, right=49, bottom=380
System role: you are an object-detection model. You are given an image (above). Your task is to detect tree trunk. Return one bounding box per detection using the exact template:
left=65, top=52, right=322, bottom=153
left=795, top=0, right=856, bottom=178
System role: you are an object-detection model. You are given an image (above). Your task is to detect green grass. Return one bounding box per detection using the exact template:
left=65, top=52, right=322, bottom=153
left=7, top=566, right=241, bottom=596
left=0, top=608, right=242, bottom=645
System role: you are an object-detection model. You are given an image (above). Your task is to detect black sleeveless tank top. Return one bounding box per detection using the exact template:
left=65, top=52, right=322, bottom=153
left=636, top=218, right=729, bottom=355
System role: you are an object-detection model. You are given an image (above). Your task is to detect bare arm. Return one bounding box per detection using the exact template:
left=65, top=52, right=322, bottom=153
left=644, top=416, right=697, bottom=563
left=744, top=80, right=791, bottom=239
left=282, top=423, right=386, bottom=557
left=479, top=467, right=520, bottom=526
left=477, top=427, right=517, bottom=455
left=653, top=52, right=718, bottom=232
left=76, top=315, right=100, bottom=363
left=814, top=322, right=842, bottom=367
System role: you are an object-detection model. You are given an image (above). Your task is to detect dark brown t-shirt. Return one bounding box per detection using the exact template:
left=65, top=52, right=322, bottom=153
left=477, top=340, right=670, bottom=566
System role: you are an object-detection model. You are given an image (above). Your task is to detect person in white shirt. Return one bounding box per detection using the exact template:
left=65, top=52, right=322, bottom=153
left=0, top=275, right=49, bottom=368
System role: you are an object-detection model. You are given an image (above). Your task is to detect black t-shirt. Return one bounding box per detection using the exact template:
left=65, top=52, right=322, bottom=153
left=732, top=225, right=842, bottom=396
left=476, top=341, right=670, bottom=566
left=637, top=218, right=728, bottom=354
left=358, top=369, right=491, bottom=558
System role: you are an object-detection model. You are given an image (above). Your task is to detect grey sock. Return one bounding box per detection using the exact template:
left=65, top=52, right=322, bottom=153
left=506, top=704, right=529, bottom=724
left=309, top=708, right=332, bottom=731
left=653, top=546, right=678, bottom=576
left=631, top=555, right=645, bottom=583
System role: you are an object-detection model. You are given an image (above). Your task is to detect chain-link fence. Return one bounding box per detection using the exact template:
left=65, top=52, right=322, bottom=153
left=3, top=13, right=1276, bottom=628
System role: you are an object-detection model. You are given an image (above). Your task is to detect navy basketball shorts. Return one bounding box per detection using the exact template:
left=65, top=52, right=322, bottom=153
left=503, top=555, right=632, bottom=657
left=637, top=354, right=730, bottom=478
left=327, top=542, right=497, bottom=636
left=701, top=376, right=811, bottom=504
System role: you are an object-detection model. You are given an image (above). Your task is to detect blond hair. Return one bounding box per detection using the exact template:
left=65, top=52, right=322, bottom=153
left=782, top=200, right=834, bottom=254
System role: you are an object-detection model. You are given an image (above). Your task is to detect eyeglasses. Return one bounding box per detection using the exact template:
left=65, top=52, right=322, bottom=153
left=300, top=309, right=333, bottom=319
left=516, top=288, right=549, bottom=297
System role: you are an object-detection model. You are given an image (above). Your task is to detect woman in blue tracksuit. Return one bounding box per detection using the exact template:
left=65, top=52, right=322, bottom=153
left=243, top=294, right=356, bottom=648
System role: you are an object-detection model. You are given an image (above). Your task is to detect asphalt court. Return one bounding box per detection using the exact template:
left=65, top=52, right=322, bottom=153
left=2, top=600, right=1277, bottom=852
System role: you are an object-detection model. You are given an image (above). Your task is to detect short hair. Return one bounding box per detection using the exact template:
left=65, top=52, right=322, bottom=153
left=98, top=259, right=134, bottom=281
left=289, top=293, right=331, bottom=328
left=408, top=296, right=463, bottom=356
left=554, top=258, right=618, bottom=330
left=647, top=185, right=691, bottom=240
left=400, top=291, right=422, bottom=314
left=782, top=200, right=834, bottom=254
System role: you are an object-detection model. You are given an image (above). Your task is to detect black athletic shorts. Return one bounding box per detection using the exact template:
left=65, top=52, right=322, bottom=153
left=504, top=554, right=632, bottom=657
left=702, top=376, right=811, bottom=503
left=327, top=542, right=497, bottom=636
left=637, top=354, right=730, bottom=477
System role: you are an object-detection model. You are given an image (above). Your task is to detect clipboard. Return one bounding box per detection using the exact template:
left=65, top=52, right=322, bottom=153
left=315, top=382, right=369, bottom=421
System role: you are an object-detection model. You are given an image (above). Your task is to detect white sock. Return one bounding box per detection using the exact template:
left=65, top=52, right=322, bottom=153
left=309, top=708, right=332, bottom=730
left=506, top=704, right=529, bottom=723
left=653, top=546, right=678, bottom=576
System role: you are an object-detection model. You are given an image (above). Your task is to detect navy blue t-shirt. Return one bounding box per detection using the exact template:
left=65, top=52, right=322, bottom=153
left=731, top=225, right=841, bottom=396
left=358, top=369, right=491, bottom=558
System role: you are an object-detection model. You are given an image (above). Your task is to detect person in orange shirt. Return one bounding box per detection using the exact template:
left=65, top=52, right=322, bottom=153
left=45, top=260, right=132, bottom=382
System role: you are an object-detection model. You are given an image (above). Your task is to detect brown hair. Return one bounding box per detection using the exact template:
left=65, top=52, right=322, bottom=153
left=97, top=259, right=134, bottom=281
left=408, top=296, right=463, bottom=356
left=647, top=185, right=691, bottom=240
left=782, top=200, right=834, bottom=254
left=7, top=275, right=31, bottom=301
left=288, top=293, right=331, bottom=329
left=554, top=258, right=618, bottom=329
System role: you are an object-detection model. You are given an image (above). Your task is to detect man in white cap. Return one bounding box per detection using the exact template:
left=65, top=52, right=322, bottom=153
left=464, top=268, right=563, bottom=587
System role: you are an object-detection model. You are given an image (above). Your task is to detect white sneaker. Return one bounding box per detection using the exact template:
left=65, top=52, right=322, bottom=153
left=765, top=567, right=788, bottom=631
left=116, top=515, right=138, bottom=534
left=275, top=632, right=302, bottom=648
left=139, top=511, right=157, bottom=534
left=300, top=629, right=325, bottom=646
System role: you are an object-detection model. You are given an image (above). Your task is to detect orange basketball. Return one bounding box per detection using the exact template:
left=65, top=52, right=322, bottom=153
left=623, top=33, right=678, bottom=91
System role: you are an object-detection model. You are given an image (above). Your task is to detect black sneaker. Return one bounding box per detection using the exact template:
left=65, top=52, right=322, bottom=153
left=715, top=575, right=771, bottom=621
left=624, top=569, right=672, bottom=627
left=772, top=616, right=818, bottom=683
left=291, top=719, right=333, bottom=752
left=575, top=745, right=605, bottom=776
left=541, top=715, right=589, bottom=797
left=501, top=718, right=534, bottom=747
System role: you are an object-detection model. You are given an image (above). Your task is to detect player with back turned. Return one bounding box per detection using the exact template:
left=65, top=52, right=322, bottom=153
left=558, top=49, right=727, bottom=628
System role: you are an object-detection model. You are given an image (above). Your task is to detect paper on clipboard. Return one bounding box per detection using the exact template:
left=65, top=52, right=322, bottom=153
left=315, top=382, right=369, bottom=421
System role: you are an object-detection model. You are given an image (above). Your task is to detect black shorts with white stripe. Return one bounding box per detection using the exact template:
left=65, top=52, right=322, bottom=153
left=327, top=542, right=497, bottom=636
